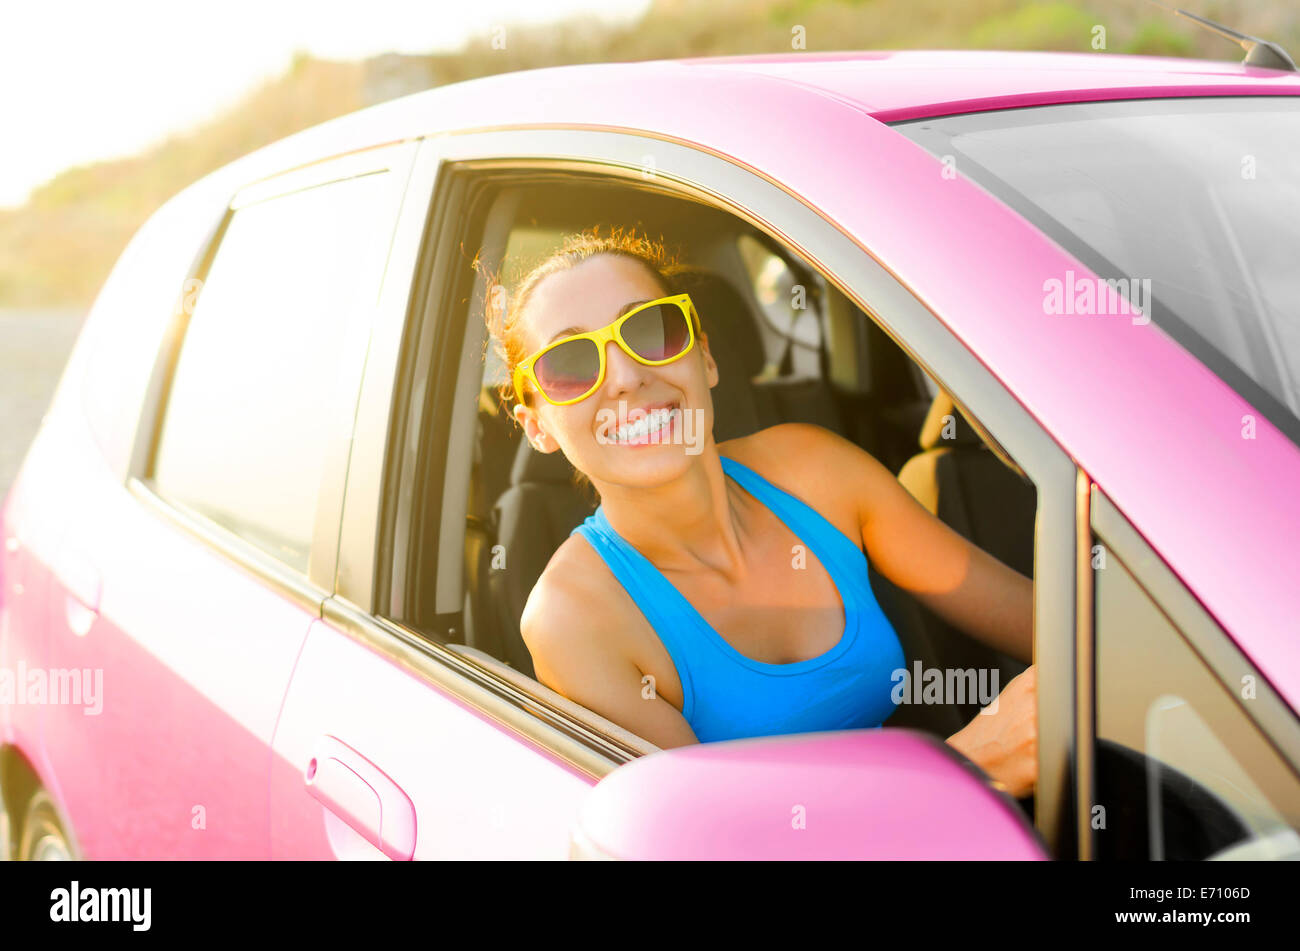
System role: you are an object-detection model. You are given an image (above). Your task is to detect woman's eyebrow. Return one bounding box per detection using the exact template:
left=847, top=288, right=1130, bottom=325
left=544, top=299, right=654, bottom=344
left=545, top=326, right=584, bottom=344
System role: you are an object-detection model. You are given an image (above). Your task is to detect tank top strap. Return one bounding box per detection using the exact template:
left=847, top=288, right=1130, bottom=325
left=718, top=454, right=865, bottom=576
left=569, top=508, right=703, bottom=721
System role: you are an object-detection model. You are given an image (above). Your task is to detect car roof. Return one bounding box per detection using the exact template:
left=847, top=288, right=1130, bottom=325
left=198, top=51, right=1300, bottom=707
left=236, top=50, right=1300, bottom=183
left=670, top=49, right=1300, bottom=120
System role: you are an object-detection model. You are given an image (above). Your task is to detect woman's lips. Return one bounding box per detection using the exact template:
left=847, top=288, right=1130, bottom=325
left=602, top=400, right=680, bottom=446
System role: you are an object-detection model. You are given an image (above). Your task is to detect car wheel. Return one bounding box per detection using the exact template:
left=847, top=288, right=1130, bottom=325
left=18, top=790, right=74, bottom=861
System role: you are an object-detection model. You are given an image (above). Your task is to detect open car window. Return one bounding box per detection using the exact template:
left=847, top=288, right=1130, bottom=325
left=414, top=170, right=1040, bottom=766
left=363, top=132, right=1073, bottom=852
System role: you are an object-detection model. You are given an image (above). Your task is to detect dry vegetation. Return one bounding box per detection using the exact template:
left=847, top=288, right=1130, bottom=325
left=2, top=0, right=1295, bottom=310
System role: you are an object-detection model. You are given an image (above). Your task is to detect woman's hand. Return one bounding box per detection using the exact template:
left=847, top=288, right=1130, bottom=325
left=946, top=664, right=1037, bottom=798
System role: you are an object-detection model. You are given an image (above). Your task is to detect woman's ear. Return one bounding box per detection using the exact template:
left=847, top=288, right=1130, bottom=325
left=699, top=331, right=720, bottom=389
left=513, top=401, right=554, bottom=452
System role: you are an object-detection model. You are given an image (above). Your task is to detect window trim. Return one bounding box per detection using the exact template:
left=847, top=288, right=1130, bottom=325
left=124, top=475, right=328, bottom=618
left=320, top=596, right=656, bottom=777
left=1074, top=469, right=1096, bottom=860
left=127, top=140, right=418, bottom=599
left=339, top=129, right=1079, bottom=836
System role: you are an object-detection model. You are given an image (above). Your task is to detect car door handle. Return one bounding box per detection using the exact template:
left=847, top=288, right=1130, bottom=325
left=304, top=735, right=417, bottom=861
left=55, top=548, right=101, bottom=637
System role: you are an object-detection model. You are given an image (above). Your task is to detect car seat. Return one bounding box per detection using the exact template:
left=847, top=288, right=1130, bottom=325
left=893, top=389, right=1036, bottom=726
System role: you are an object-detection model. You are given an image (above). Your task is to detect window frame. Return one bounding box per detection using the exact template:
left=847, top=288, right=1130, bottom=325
left=125, top=140, right=419, bottom=615
left=1084, top=484, right=1300, bottom=858
left=334, top=129, right=1079, bottom=848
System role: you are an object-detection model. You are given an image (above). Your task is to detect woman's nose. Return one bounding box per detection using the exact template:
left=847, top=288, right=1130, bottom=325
left=602, top=339, right=653, bottom=395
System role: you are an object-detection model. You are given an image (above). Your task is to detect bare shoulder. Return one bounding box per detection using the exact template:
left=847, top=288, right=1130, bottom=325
left=519, top=532, right=669, bottom=725
left=719, top=422, right=896, bottom=536
left=520, top=526, right=699, bottom=748
left=720, top=421, right=872, bottom=495
left=520, top=533, right=613, bottom=635
left=719, top=421, right=837, bottom=470
left=518, top=531, right=639, bottom=662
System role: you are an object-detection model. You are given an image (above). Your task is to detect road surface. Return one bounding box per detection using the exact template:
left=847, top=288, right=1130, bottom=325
left=0, top=309, right=86, bottom=500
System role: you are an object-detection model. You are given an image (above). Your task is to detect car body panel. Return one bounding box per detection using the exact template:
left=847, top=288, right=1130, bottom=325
left=269, top=618, right=595, bottom=859
left=15, top=388, right=315, bottom=858
left=0, top=463, right=56, bottom=804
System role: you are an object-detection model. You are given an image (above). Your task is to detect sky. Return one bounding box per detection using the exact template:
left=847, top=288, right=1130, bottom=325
left=0, top=0, right=652, bottom=209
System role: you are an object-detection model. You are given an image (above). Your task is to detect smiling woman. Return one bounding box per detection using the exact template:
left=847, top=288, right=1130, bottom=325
left=482, top=227, right=692, bottom=492
left=476, top=225, right=1038, bottom=796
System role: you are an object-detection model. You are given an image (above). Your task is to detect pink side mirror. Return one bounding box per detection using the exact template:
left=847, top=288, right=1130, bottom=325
left=572, top=728, right=1048, bottom=860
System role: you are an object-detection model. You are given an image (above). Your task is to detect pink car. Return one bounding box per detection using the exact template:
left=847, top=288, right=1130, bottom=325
left=3, top=47, right=1300, bottom=860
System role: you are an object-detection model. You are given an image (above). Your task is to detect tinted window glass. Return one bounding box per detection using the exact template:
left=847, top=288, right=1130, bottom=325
left=896, top=98, right=1300, bottom=446
left=152, top=171, right=394, bottom=571
left=1094, top=545, right=1300, bottom=860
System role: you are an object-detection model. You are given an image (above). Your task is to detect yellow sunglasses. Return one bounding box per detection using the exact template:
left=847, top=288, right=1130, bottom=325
left=512, top=292, right=699, bottom=406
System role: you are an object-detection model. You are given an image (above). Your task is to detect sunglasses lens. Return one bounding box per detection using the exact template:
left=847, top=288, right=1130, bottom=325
left=622, top=304, right=692, bottom=362
left=534, top=338, right=600, bottom=402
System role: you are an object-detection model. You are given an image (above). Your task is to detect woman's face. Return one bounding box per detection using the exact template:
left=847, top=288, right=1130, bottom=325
left=512, top=253, right=719, bottom=491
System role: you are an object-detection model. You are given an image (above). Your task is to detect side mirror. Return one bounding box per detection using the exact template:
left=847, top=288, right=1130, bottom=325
left=572, top=728, right=1047, bottom=860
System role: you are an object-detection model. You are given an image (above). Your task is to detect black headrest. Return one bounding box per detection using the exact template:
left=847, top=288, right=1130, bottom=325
left=511, top=437, right=577, bottom=485
left=672, top=267, right=766, bottom=378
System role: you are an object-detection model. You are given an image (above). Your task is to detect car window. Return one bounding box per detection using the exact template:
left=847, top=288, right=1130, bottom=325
left=1093, top=537, right=1300, bottom=860
left=448, top=174, right=1037, bottom=757
left=150, top=171, right=395, bottom=572
left=504, top=225, right=565, bottom=272
left=360, top=129, right=1078, bottom=845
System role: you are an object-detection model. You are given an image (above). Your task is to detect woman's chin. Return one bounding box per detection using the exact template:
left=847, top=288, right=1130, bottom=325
left=586, top=446, right=696, bottom=490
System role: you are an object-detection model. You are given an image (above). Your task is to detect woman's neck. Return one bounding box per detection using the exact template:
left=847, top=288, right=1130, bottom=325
left=593, top=448, right=751, bottom=583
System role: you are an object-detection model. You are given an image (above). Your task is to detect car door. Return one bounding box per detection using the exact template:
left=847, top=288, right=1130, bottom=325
left=38, top=141, right=416, bottom=858
left=267, top=123, right=1080, bottom=859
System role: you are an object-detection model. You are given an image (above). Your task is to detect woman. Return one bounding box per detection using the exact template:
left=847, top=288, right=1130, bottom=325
left=485, top=227, right=1038, bottom=797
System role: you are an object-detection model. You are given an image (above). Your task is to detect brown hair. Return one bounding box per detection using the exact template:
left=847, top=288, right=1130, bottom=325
left=478, top=226, right=690, bottom=495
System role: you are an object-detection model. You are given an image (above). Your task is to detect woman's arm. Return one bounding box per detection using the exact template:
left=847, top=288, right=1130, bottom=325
left=520, top=561, right=700, bottom=751
left=763, top=423, right=1034, bottom=664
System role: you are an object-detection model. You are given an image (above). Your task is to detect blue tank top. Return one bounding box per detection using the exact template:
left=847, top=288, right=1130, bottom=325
left=569, top=454, right=905, bottom=743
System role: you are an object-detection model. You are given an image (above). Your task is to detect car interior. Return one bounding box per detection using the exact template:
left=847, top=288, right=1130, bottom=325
left=418, top=171, right=1039, bottom=754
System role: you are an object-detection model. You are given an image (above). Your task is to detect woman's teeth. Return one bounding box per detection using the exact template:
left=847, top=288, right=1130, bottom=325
left=613, top=406, right=679, bottom=444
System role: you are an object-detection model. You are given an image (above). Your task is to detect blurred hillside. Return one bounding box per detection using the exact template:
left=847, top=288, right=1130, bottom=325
left=2, top=0, right=1297, bottom=309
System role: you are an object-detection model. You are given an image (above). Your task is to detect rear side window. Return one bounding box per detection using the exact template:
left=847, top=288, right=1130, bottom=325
left=151, top=171, right=394, bottom=572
